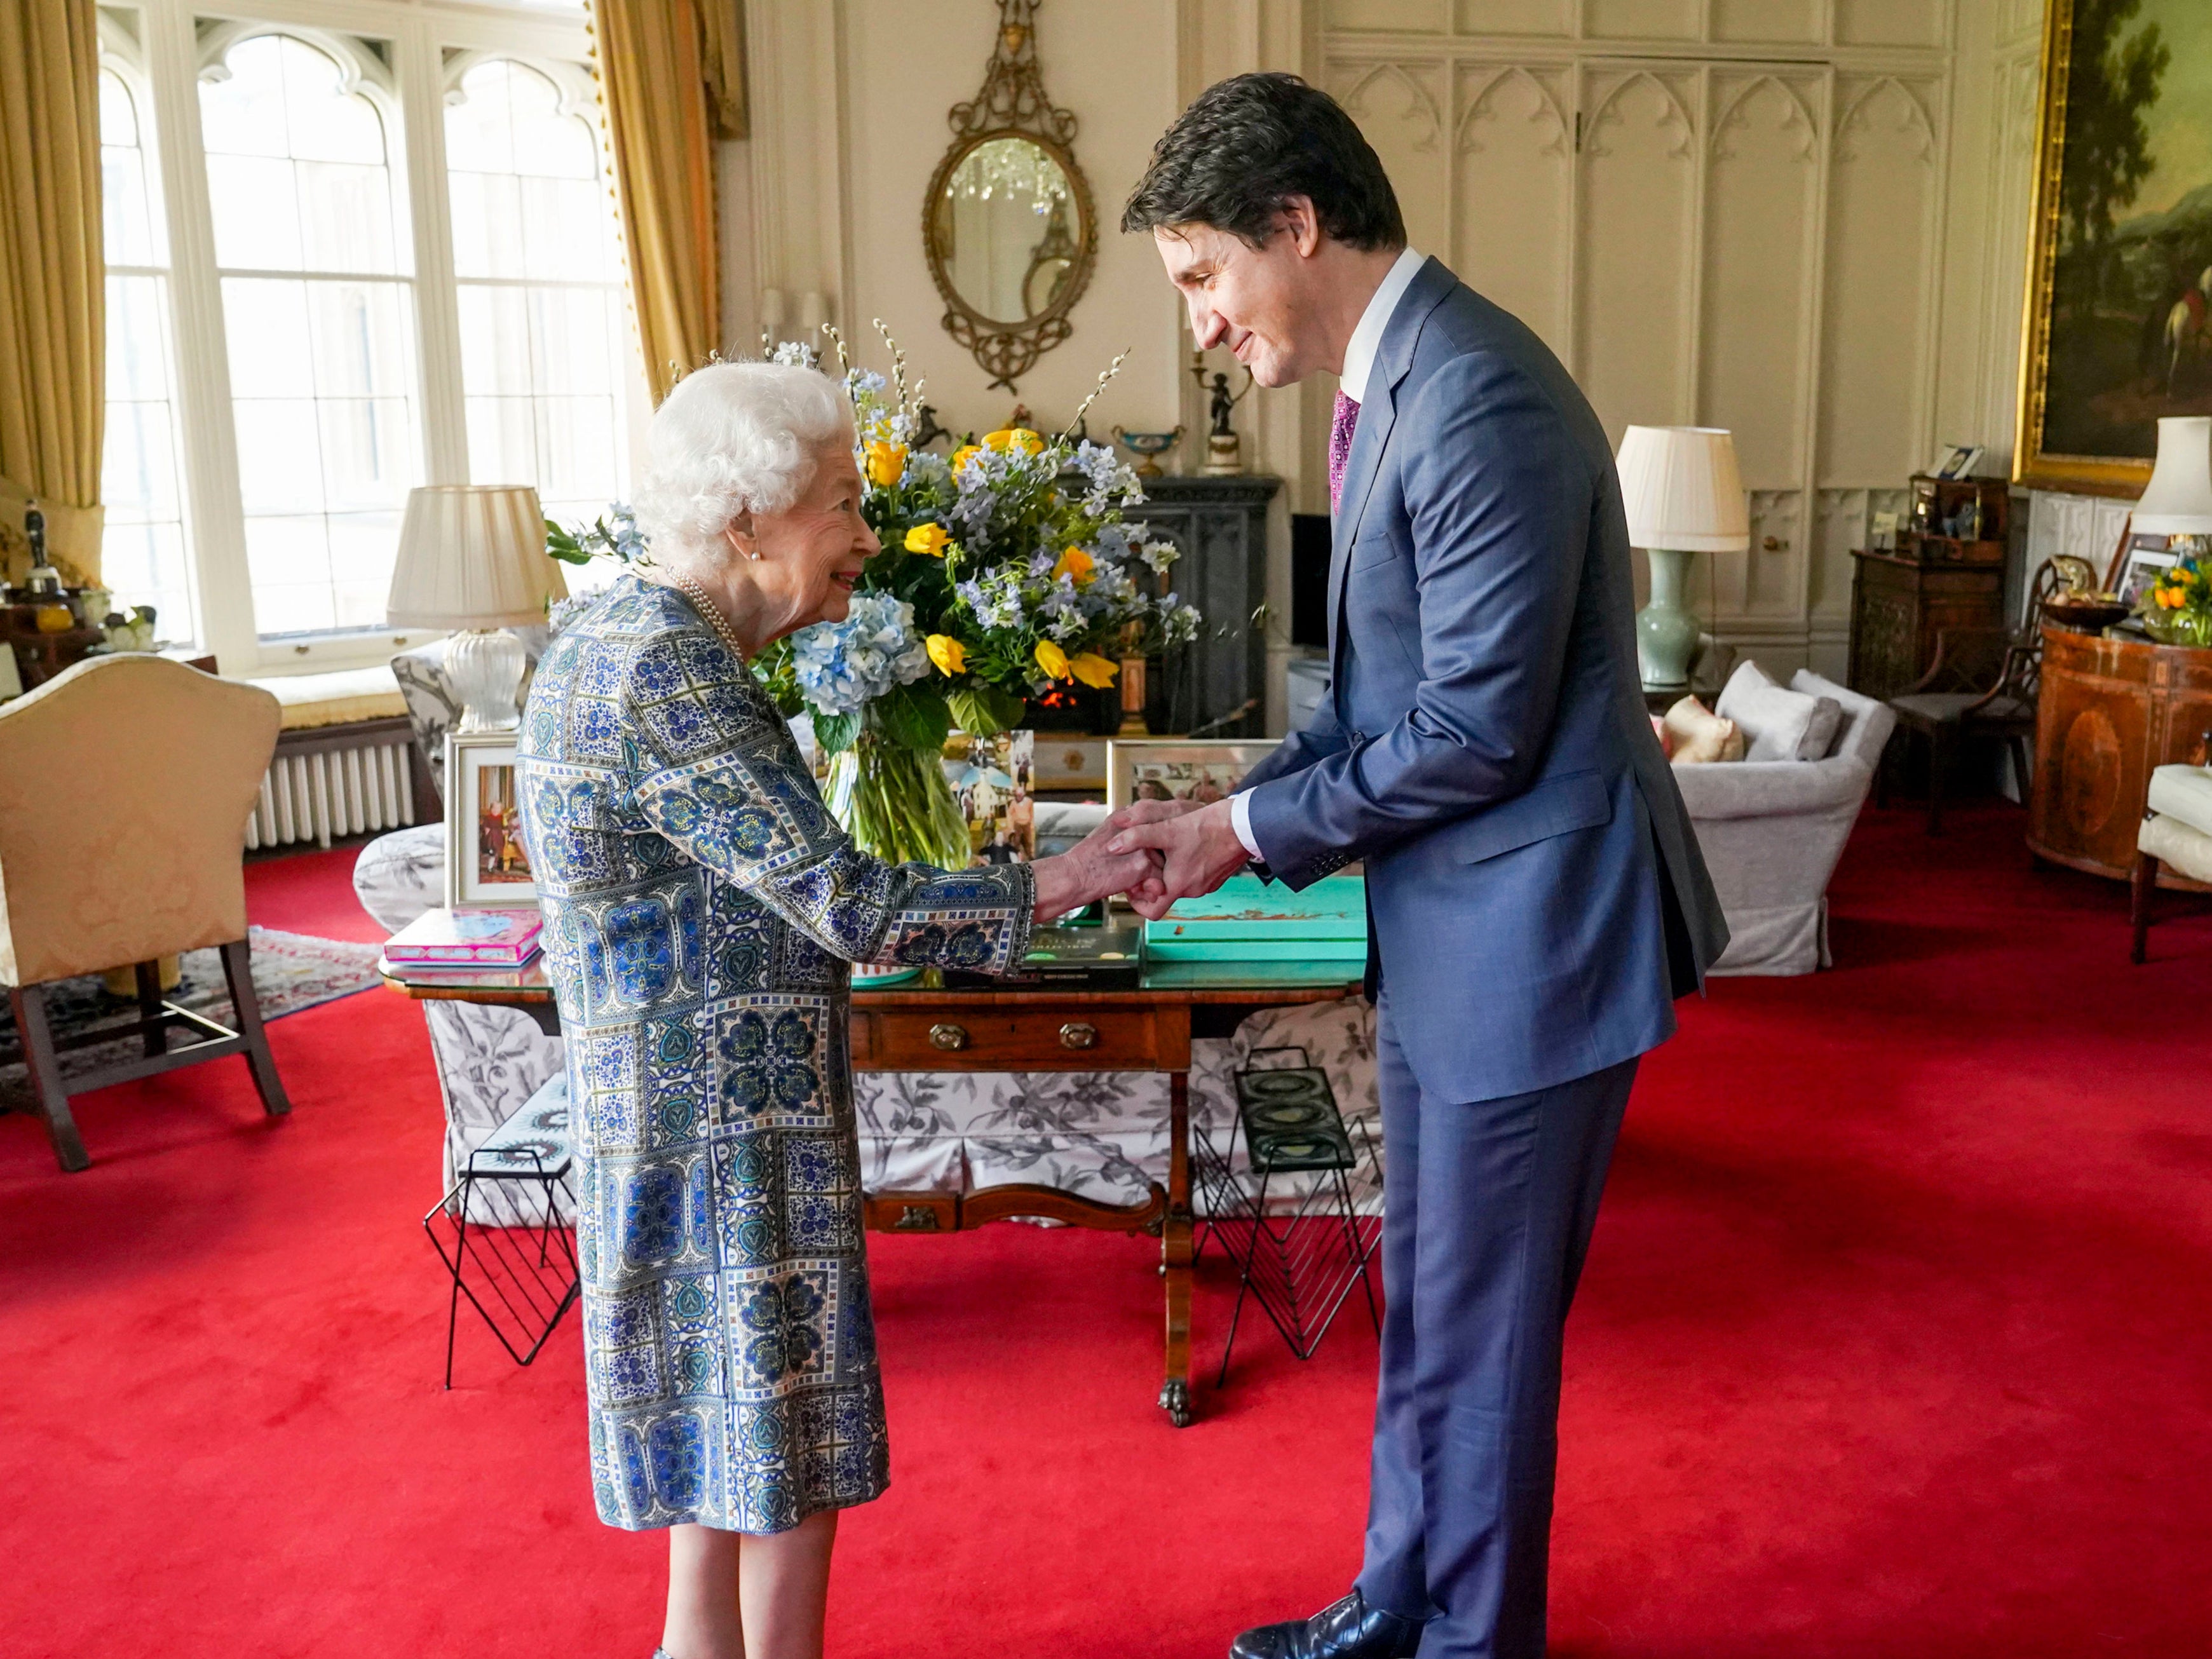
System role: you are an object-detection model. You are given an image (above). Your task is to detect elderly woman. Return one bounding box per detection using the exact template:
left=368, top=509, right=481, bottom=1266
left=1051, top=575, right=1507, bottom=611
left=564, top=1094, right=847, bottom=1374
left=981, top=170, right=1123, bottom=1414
left=517, top=362, right=1151, bottom=1659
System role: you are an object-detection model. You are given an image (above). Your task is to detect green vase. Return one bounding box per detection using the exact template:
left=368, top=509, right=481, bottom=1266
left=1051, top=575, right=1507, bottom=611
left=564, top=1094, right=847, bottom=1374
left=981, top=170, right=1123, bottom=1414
left=822, top=729, right=971, bottom=870
left=1636, top=546, right=1702, bottom=694
left=2142, top=607, right=2212, bottom=647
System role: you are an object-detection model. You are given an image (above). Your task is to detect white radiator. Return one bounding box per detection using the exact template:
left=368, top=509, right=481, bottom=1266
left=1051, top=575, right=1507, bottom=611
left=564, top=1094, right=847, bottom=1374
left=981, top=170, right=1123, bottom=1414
left=245, top=737, right=418, bottom=851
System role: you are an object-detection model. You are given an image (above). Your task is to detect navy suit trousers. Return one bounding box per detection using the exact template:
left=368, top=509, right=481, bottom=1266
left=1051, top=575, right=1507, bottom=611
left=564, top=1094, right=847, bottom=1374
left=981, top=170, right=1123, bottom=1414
left=1355, top=992, right=1636, bottom=1659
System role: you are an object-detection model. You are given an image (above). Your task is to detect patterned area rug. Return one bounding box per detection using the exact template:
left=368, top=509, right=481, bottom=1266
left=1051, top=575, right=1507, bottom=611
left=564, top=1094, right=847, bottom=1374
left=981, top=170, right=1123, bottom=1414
left=0, top=927, right=383, bottom=1113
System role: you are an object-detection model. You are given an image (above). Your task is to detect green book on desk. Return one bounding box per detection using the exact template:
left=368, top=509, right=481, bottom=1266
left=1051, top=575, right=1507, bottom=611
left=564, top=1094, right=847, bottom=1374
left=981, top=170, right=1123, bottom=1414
left=1141, top=874, right=1368, bottom=962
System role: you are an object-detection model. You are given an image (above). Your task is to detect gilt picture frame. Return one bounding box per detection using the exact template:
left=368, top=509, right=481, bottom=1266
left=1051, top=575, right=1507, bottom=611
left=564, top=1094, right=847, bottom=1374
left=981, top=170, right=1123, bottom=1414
left=444, top=732, right=536, bottom=909
left=1106, top=740, right=1279, bottom=813
left=2016, top=0, right=2212, bottom=493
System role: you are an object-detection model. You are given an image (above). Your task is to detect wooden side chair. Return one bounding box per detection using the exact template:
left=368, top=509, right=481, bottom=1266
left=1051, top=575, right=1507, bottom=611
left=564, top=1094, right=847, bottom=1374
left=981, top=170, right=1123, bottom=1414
left=0, top=655, right=287, bottom=1170
left=1879, top=625, right=2041, bottom=834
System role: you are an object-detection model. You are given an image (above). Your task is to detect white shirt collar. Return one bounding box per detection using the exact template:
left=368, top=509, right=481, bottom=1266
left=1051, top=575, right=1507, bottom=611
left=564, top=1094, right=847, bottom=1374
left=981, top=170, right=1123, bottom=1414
left=1338, top=246, right=1427, bottom=405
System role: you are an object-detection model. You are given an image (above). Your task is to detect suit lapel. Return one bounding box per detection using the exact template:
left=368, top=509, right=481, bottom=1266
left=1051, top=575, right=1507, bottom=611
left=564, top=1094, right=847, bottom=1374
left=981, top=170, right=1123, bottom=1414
left=1327, top=257, right=1455, bottom=687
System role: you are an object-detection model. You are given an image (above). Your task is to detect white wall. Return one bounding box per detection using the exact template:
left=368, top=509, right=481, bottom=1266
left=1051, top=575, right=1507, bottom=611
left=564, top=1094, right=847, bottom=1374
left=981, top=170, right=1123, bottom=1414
left=727, top=0, right=2050, bottom=714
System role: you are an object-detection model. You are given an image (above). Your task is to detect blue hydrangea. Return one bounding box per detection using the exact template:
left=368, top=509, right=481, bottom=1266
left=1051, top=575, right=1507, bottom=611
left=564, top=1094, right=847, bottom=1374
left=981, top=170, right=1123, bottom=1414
left=788, top=592, right=931, bottom=716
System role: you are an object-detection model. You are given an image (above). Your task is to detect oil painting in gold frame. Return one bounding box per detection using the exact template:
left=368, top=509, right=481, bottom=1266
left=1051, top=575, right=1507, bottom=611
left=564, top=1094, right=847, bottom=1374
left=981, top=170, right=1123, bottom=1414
left=2016, top=0, right=2212, bottom=493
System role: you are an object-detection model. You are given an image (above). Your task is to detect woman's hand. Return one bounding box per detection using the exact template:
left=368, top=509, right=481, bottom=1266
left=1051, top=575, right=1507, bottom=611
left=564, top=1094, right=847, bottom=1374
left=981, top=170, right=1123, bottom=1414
left=1029, top=809, right=1168, bottom=922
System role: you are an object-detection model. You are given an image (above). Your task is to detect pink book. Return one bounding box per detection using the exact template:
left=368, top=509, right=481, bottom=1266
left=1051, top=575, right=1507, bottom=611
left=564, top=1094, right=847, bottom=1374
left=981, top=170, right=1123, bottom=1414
left=382, top=907, right=543, bottom=966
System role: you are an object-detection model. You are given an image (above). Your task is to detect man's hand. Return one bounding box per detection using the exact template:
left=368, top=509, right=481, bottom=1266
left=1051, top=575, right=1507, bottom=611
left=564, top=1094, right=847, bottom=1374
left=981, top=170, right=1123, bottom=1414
left=1108, top=796, right=1250, bottom=919
left=1029, top=807, right=1167, bottom=921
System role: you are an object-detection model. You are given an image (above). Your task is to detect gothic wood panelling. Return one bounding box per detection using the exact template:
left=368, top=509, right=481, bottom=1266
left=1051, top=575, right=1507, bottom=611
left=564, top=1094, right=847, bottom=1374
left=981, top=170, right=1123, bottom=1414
left=1453, top=64, right=1571, bottom=358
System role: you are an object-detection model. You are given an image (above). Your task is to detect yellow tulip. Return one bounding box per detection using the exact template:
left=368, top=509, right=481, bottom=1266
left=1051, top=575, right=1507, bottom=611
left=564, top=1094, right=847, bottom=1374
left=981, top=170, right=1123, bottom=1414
left=1053, top=546, right=1096, bottom=586
left=1034, top=639, right=1071, bottom=680
left=905, top=522, right=952, bottom=557
left=926, top=633, right=967, bottom=675
left=864, top=441, right=907, bottom=487
left=985, top=428, right=1045, bottom=455
left=1068, top=652, right=1120, bottom=689
left=951, top=444, right=983, bottom=476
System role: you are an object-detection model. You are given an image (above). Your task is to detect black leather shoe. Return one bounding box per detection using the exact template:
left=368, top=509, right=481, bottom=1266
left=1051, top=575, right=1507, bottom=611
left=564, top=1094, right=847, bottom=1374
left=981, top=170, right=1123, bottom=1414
left=1228, top=1590, right=1423, bottom=1659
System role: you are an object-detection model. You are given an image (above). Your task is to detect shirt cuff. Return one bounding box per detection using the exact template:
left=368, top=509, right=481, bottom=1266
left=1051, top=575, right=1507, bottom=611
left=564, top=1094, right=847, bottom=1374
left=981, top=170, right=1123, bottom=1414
left=1229, top=789, right=1264, bottom=862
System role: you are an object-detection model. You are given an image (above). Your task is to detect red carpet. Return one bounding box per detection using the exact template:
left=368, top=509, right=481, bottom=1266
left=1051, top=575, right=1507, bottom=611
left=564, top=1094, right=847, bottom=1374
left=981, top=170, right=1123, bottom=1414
left=3, top=806, right=2209, bottom=1658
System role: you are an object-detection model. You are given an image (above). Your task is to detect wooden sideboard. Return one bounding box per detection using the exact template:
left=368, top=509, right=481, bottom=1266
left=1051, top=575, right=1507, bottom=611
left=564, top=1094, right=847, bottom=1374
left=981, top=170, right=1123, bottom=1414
left=1847, top=545, right=2007, bottom=700
left=1121, top=475, right=1279, bottom=738
left=2030, top=625, right=2212, bottom=885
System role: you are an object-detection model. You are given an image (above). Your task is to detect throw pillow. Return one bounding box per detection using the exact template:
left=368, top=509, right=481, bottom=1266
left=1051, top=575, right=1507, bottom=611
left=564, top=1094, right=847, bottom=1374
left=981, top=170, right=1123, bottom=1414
left=1662, top=696, right=1744, bottom=764
left=1716, top=660, right=1842, bottom=762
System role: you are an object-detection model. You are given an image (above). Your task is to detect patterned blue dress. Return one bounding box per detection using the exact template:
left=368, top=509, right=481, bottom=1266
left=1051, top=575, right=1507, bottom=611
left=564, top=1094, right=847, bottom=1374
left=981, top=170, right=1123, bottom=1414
left=516, top=574, right=1035, bottom=1533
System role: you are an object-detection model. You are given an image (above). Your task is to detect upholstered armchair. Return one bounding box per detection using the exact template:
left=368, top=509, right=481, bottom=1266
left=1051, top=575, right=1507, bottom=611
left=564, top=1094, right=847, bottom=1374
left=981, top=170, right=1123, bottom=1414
left=2132, top=765, right=2212, bottom=963
left=0, top=656, right=289, bottom=1170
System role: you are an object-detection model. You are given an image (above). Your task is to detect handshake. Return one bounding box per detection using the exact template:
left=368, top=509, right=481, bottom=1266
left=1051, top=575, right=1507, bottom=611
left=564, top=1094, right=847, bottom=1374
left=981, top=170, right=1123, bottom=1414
left=1028, top=796, right=1256, bottom=924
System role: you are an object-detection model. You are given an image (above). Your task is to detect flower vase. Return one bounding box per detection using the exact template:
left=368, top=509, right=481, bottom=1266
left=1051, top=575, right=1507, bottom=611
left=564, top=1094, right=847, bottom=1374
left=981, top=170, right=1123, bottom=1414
left=822, top=729, right=971, bottom=870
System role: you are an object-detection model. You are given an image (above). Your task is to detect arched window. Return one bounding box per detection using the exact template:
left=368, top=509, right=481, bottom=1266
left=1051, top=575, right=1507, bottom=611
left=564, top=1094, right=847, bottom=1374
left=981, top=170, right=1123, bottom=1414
left=198, top=31, right=420, bottom=636
left=444, top=57, right=629, bottom=548
left=98, top=62, right=194, bottom=639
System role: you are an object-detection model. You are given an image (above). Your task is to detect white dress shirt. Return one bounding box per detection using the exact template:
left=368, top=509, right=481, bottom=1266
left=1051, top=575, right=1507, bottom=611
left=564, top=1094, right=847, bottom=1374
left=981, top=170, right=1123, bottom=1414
left=1229, top=245, right=1428, bottom=862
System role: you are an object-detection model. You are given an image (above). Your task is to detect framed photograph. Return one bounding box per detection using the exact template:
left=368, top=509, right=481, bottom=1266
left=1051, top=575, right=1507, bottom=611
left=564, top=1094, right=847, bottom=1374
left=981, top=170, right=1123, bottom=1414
left=2017, top=0, right=2212, bottom=492
left=1869, top=510, right=1901, bottom=552
left=445, top=732, right=536, bottom=909
left=2114, top=534, right=2178, bottom=609
left=1106, top=739, right=1280, bottom=811
left=1933, top=444, right=1983, bottom=480
left=943, top=730, right=1035, bottom=865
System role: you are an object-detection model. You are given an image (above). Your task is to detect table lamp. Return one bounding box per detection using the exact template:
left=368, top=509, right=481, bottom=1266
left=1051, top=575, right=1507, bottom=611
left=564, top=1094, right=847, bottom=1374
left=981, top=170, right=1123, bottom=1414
left=386, top=484, right=563, bottom=732
left=2130, top=416, right=2212, bottom=538
left=1616, top=426, right=1749, bottom=696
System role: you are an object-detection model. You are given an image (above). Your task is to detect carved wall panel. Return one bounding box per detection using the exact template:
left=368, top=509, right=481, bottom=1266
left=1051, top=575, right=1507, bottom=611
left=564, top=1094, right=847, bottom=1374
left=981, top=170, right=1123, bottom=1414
left=1582, top=0, right=1697, bottom=40
left=1709, top=0, right=1821, bottom=44
left=1326, top=0, right=1448, bottom=31
left=1331, top=62, right=1451, bottom=254
left=1453, top=65, right=1571, bottom=357
left=1451, top=0, right=1571, bottom=35
left=1833, top=0, right=1945, bottom=48
left=1817, top=78, right=1939, bottom=487
left=1577, top=67, right=1697, bottom=444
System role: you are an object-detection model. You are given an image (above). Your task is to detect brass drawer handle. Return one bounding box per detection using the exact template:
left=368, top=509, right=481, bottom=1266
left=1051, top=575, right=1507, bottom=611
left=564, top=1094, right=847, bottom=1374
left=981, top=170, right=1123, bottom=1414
left=928, top=1022, right=969, bottom=1052
left=1059, top=1020, right=1099, bottom=1050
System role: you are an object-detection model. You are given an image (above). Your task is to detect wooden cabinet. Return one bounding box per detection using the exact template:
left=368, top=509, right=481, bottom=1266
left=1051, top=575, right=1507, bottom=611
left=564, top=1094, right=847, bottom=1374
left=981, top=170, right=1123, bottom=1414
left=2030, top=626, right=2212, bottom=884
left=1847, top=546, right=2007, bottom=701
left=850, top=1000, right=1187, bottom=1073
left=1120, top=475, right=1278, bottom=738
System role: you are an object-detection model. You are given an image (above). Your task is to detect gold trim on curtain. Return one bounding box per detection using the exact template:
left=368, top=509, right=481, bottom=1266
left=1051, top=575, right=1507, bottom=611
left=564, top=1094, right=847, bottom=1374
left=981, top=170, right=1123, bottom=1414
left=0, top=0, right=105, bottom=580
left=594, top=0, right=747, bottom=406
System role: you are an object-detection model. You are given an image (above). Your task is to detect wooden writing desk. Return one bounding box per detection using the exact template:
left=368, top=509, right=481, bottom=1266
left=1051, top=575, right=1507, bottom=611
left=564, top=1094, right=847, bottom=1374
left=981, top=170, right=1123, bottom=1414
left=380, top=956, right=1361, bottom=1426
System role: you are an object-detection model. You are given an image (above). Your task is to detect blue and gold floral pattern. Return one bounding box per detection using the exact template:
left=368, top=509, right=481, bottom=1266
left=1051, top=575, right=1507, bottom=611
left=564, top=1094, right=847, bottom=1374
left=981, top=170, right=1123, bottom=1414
left=519, top=573, right=1035, bottom=1534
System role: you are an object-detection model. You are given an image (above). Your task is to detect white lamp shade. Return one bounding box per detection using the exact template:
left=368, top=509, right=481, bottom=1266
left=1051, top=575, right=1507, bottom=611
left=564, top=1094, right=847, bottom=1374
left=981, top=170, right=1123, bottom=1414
left=2132, top=417, right=2212, bottom=536
left=1616, top=426, right=1751, bottom=553
left=386, top=484, right=565, bottom=628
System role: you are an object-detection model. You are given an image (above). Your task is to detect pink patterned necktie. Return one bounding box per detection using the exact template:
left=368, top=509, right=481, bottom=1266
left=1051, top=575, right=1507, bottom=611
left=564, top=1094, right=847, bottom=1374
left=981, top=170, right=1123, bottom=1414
left=1329, top=390, right=1360, bottom=515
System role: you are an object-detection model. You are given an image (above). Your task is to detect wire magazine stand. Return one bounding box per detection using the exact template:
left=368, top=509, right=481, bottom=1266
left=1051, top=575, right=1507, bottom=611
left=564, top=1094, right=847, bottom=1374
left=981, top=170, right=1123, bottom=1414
left=1193, top=1046, right=1381, bottom=1383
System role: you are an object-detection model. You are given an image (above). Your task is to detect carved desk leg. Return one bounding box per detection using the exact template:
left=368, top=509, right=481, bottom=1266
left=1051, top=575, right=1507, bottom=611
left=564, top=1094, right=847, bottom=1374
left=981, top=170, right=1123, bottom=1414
left=1160, top=1067, right=1194, bottom=1427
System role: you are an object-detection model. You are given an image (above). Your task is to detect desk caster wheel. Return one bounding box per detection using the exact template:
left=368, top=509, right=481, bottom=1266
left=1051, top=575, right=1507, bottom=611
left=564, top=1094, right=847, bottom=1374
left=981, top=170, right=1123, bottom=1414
left=1158, top=1379, right=1192, bottom=1427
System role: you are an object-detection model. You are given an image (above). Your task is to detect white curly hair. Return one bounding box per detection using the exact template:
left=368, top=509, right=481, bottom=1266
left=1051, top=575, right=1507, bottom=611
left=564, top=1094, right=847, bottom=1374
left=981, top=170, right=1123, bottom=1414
left=630, top=361, right=853, bottom=567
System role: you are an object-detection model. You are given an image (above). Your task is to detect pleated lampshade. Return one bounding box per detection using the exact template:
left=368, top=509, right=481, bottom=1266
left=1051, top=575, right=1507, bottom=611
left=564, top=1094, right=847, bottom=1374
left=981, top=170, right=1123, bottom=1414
left=1615, top=426, right=1751, bottom=553
left=386, top=485, right=565, bottom=628
left=2131, top=417, right=2212, bottom=536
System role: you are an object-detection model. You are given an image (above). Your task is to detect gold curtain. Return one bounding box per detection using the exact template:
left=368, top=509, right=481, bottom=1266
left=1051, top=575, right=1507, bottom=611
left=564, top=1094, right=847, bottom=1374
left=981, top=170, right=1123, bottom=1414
left=0, top=0, right=105, bottom=580
left=593, top=0, right=747, bottom=406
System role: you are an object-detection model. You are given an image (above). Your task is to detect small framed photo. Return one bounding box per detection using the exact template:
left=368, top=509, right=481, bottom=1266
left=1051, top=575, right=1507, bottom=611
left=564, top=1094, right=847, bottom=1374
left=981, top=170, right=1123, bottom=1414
left=445, top=732, right=536, bottom=909
left=942, top=730, right=1035, bottom=865
left=1107, top=739, right=1280, bottom=811
left=1933, top=444, right=1984, bottom=480
left=1869, top=510, right=1900, bottom=552
left=2115, top=534, right=2178, bottom=609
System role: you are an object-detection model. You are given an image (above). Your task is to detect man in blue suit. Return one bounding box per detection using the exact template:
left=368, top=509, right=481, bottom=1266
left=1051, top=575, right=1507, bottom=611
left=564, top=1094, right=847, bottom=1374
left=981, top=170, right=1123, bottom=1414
left=1113, top=74, right=1728, bottom=1659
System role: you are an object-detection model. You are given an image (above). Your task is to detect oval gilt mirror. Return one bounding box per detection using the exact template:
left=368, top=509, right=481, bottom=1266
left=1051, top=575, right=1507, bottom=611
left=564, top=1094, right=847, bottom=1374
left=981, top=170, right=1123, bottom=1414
left=923, top=2, right=1095, bottom=391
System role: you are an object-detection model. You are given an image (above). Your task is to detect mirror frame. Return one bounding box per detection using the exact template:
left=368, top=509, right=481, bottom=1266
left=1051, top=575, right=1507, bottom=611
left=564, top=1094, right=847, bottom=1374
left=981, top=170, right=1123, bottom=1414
left=921, top=1, right=1096, bottom=393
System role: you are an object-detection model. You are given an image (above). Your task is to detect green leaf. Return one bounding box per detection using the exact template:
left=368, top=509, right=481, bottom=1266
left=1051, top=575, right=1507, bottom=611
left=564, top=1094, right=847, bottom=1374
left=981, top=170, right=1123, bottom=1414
left=813, top=709, right=862, bottom=753
left=871, top=683, right=953, bottom=752
left=946, top=684, right=1026, bottom=736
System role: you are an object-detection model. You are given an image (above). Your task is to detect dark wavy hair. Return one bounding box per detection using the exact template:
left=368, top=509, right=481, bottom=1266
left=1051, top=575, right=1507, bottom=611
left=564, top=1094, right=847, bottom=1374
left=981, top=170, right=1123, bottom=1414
left=1120, top=72, right=1406, bottom=252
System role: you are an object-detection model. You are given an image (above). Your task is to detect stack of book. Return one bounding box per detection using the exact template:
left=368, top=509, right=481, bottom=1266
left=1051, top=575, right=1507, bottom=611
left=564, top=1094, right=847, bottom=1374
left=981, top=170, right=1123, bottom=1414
left=1141, top=874, right=1366, bottom=963
left=381, top=908, right=543, bottom=975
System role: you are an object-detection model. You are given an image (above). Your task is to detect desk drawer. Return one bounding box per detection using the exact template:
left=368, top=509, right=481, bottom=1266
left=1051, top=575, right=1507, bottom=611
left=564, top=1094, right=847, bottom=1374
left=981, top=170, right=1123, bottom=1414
left=853, top=1006, right=1172, bottom=1071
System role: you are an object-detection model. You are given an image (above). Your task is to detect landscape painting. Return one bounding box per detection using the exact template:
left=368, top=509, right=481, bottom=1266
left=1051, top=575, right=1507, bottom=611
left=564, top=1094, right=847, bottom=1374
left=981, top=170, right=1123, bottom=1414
left=2020, top=0, right=2212, bottom=489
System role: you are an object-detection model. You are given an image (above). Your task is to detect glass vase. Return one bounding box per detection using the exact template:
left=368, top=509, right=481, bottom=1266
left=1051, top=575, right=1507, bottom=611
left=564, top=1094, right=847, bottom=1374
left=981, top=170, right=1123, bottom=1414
left=2142, top=606, right=2212, bottom=648
left=822, top=731, right=971, bottom=870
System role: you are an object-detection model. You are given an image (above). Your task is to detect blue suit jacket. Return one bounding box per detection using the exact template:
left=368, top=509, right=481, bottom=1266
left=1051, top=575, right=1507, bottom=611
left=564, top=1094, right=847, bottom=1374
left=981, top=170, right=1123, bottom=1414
left=1242, top=257, right=1728, bottom=1103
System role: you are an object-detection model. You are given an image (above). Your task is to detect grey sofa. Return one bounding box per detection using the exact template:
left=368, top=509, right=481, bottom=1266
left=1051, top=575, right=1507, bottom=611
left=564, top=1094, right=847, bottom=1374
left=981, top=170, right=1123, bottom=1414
left=1670, top=668, right=1894, bottom=976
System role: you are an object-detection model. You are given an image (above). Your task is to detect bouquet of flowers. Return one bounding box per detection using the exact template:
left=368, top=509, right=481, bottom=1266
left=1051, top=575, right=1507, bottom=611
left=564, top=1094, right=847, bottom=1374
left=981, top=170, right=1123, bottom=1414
left=2138, top=551, right=2212, bottom=648
left=546, top=328, right=1201, bottom=870
left=742, top=327, right=1200, bottom=867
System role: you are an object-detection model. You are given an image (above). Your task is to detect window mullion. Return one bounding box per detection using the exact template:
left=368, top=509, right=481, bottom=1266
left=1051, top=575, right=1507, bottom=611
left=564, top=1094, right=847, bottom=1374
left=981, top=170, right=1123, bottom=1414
left=399, top=15, right=468, bottom=487
left=143, top=0, right=257, bottom=672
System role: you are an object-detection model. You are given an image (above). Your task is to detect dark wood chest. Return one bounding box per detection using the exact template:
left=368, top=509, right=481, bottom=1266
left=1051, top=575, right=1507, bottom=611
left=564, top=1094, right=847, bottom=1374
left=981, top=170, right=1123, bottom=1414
left=1847, top=546, right=2007, bottom=701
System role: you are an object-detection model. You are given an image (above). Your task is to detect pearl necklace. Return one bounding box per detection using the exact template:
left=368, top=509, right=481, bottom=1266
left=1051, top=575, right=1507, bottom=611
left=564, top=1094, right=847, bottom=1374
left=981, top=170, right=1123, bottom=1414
left=671, top=572, right=749, bottom=663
